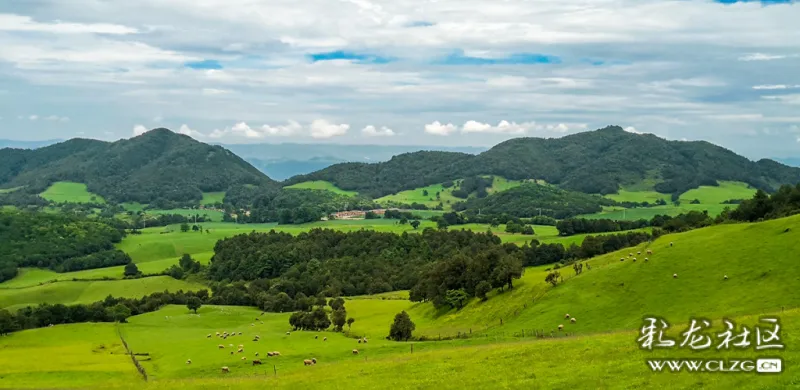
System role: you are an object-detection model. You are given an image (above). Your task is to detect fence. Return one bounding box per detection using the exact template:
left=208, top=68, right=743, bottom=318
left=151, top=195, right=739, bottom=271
left=117, top=325, right=148, bottom=381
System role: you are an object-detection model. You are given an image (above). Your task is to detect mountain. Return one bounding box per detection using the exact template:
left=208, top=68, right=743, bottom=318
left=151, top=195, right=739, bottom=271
left=0, top=129, right=276, bottom=203
left=222, top=143, right=487, bottom=180
left=288, top=126, right=800, bottom=198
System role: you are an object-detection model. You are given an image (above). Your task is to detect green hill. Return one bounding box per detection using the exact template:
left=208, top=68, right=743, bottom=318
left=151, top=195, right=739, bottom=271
left=287, top=126, right=800, bottom=198
left=0, top=129, right=277, bottom=204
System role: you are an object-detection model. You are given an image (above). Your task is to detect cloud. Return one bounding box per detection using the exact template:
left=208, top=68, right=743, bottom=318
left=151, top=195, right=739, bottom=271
left=208, top=120, right=311, bottom=139
left=133, top=124, right=149, bottom=136
left=461, top=120, right=534, bottom=134
left=738, top=53, right=789, bottom=61
left=0, top=14, right=138, bottom=35
left=624, top=126, right=643, bottom=134
left=153, top=116, right=163, bottom=123
left=362, top=125, right=396, bottom=137
left=424, top=121, right=458, bottom=136
left=753, top=84, right=800, bottom=90
left=185, top=60, right=223, bottom=70
left=262, top=121, right=303, bottom=136
left=28, top=115, right=38, bottom=121
left=178, top=124, right=204, bottom=138
left=44, top=115, right=69, bottom=122
left=202, top=88, right=232, bottom=96
left=310, top=119, right=349, bottom=139
left=762, top=94, right=800, bottom=105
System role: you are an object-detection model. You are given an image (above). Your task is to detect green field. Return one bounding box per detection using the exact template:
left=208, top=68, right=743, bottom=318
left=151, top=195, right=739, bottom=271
left=376, top=176, right=530, bottom=210
left=40, top=181, right=106, bottom=204
left=680, top=181, right=756, bottom=204
left=284, top=181, right=358, bottom=196
left=200, top=192, right=226, bottom=206
left=0, top=276, right=205, bottom=311
left=580, top=204, right=731, bottom=220
left=145, top=208, right=225, bottom=222
left=2, top=215, right=800, bottom=388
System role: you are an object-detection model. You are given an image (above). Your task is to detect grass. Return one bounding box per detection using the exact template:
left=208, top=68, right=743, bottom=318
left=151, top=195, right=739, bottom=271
left=284, top=181, right=358, bottom=197
left=605, top=188, right=669, bottom=204
left=0, top=276, right=206, bottom=311
left=376, top=176, right=530, bottom=210
left=145, top=208, right=225, bottom=222
left=680, top=181, right=756, bottom=204
left=580, top=204, right=732, bottom=220
left=200, top=192, right=226, bottom=206
left=40, top=181, right=106, bottom=204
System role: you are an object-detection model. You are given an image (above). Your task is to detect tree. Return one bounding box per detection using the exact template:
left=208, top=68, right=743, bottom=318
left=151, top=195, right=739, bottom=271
left=437, top=219, right=449, bottom=231
left=331, top=308, right=347, bottom=331
left=347, top=317, right=355, bottom=331
left=475, top=281, right=492, bottom=301
left=521, top=225, right=535, bottom=235
left=445, top=289, right=469, bottom=310
left=422, top=189, right=429, bottom=196
left=493, top=255, right=524, bottom=290
left=389, top=311, right=415, bottom=341
left=124, top=262, right=140, bottom=277
left=545, top=270, right=561, bottom=286
left=410, top=220, right=421, bottom=230
left=180, top=223, right=190, bottom=232
left=329, top=297, right=345, bottom=311
left=186, top=297, right=202, bottom=314
left=0, top=309, right=19, bottom=335
left=400, top=217, right=408, bottom=225
left=192, top=224, right=200, bottom=232
left=106, top=303, right=131, bottom=323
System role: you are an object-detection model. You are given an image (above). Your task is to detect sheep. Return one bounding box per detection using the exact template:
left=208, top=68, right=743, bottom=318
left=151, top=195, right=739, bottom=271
left=724, top=275, right=728, bottom=280
left=216, top=332, right=220, bottom=336
left=670, top=242, right=674, bottom=247
left=286, top=332, right=291, bottom=336
left=637, top=251, right=641, bottom=255
left=241, top=357, right=247, bottom=361
left=629, top=253, right=633, bottom=257
left=218, top=344, right=225, bottom=349
left=570, top=318, right=577, bottom=323
left=673, top=273, right=678, bottom=278
left=362, top=338, right=368, bottom=344
left=358, top=339, right=362, bottom=344
left=352, top=349, right=359, bottom=355
left=251, top=324, right=255, bottom=327
left=565, top=313, right=571, bottom=319
left=315, top=335, right=319, bottom=339
left=647, top=249, right=653, bottom=255
left=323, top=337, right=327, bottom=341
left=633, top=258, right=637, bottom=262
left=252, top=338, right=259, bottom=342
left=558, top=324, right=564, bottom=331
left=221, top=366, right=230, bottom=373
left=238, top=332, right=242, bottom=335
left=274, top=351, right=281, bottom=356
left=229, top=344, right=233, bottom=347
left=238, top=344, right=244, bottom=349
left=186, top=359, right=192, bottom=364
left=255, top=352, right=259, bottom=357
left=645, top=257, right=649, bottom=262
left=207, top=334, right=212, bottom=338
left=620, top=258, right=624, bottom=261
left=252, top=359, right=262, bottom=366
left=304, top=359, right=315, bottom=366
left=237, top=348, right=244, bottom=353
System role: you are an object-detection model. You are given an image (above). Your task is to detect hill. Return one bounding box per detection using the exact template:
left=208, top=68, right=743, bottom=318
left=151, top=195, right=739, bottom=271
left=289, top=126, right=800, bottom=198
left=0, top=129, right=276, bottom=204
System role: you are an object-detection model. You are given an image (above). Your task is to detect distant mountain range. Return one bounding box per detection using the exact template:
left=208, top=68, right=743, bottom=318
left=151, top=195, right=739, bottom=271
left=287, top=126, right=800, bottom=198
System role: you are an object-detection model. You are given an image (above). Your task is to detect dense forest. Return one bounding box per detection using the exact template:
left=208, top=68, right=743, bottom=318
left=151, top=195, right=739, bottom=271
left=223, top=186, right=377, bottom=224
left=0, top=129, right=276, bottom=204
left=285, top=126, right=800, bottom=197
left=453, top=184, right=613, bottom=219
left=0, top=211, right=129, bottom=282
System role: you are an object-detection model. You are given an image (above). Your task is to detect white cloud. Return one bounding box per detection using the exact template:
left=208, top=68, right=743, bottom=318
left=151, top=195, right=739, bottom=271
left=738, top=53, right=787, bottom=61
left=43, top=115, right=69, bottom=122
left=262, top=120, right=303, bottom=136
left=624, top=126, right=642, bottom=134
left=0, top=14, right=138, bottom=35
left=153, top=115, right=163, bottom=123
left=208, top=120, right=310, bottom=139
left=461, top=120, right=533, bottom=134
left=362, top=125, right=396, bottom=137
left=762, top=94, right=800, bottom=105
left=310, top=119, right=349, bottom=139
left=202, top=88, right=232, bottom=96
left=133, top=124, right=149, bottom=136
left=424, top=121, right=457, bottom=136
left=178, top=124, right=204, bottom=138
left=28, top=115, right=38, bottom=121
left=753, top=85, right=800, bottom=90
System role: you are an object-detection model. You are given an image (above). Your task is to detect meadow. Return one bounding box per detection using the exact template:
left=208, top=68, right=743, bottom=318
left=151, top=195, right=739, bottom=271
left=39, top=181, right=106, bottom=204
left=284, top=180, right=358, bottom=196
left=375, top=176, right=530, bottom=210
left=200, top=192, right=226, bottom=206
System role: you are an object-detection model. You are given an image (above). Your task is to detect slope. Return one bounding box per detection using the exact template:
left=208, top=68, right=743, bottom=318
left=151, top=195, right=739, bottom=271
left=288, top=126, right=800, bottom=198
left=0, top=129, right=277, bottom=203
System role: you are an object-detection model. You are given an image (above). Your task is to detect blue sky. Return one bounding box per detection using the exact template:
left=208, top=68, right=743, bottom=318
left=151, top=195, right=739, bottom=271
left=0, top=0, right=799, bottom=159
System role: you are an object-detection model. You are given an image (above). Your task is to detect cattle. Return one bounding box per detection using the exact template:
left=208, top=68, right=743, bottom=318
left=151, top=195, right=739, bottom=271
left=221, top=366, right=230, bottom=373
left=353, top=349, right=359, bottom=355
left=252, top=359, right=262, bottom=366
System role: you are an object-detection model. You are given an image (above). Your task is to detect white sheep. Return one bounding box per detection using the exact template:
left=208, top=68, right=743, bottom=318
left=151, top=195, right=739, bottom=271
left=673, top=273, right=678, bottom=278
left=565, top=313, right=571, bottom=319
left=570, top=318, right=576, bottom=323
left=724, top=275, right=728, bottom=280
left=558, top=324, right=564, bottom=331
left=186, top=359, right=192, bottom=364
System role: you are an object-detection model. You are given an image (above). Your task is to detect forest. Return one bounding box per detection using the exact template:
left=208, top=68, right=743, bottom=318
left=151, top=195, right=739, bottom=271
left=223, top=186, right=377, bottom=224
left=723, top=184, right=800, bottom=222
left=453, top=184, right=613, bottom=219
left=0, top=211, right=129, bottom=282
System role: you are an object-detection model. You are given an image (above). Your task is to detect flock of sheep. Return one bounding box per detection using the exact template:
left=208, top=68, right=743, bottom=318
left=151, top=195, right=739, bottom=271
left=187, top=321, right=369, bottom=374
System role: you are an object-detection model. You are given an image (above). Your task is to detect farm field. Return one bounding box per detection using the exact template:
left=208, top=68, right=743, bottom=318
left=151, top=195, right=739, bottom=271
left=4, top=215, right=800, bottom=390
left=679, top=180, right=756, bottom=204
left=284, top=180, right=358, bottom=196
left=579, top=203, right=730, bottom=220
left=39, top=181, right=105, bottom=204
left=200, top=192, right=226, bottom=206
left=0, top=276, right=205, bottom=311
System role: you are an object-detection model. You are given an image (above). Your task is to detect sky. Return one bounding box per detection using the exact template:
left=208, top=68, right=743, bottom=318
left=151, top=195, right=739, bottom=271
left=0, top=0, right=799, bottom=159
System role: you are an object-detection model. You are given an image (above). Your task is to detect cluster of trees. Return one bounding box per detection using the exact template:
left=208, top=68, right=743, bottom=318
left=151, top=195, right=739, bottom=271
left=224, top=186, right=377, bottom=224
left=0, top=211, right=128, bottom=282
left=0, top=290, right=210, bottom=335
left=556, top=218, right=650, bottom=236
left=650, top=211, right=713, bottom=232
left=288, top=297, right=349, bottom=332
left=0, top=129, right=275, bottom=204
left=452, top=176, right=493, bottom=199
left=383, top=209, right=420, bottom=221
left=208, top=229, right=523, bottom=308
left=722, top=185, right=800, bottom=222
left=520, top=230, right=660, bottom=267
left=454, top=184, right=613, bottom=219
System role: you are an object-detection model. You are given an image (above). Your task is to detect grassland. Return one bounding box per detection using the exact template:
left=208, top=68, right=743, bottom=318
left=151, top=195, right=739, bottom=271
left=0, top=277, right=205, bottom=311
left=40, top=181, right=106, bottom=204
left=284, top=181, right=358, bottom=196
left=145, top=208, right=225, bottom=222
left=200, top=192, right=226, bottom=206
left=2, top=215, right=800, bottom=388
left=680, top=180, right=756, bottom=204
left=376, top=176, right=530, bottom=210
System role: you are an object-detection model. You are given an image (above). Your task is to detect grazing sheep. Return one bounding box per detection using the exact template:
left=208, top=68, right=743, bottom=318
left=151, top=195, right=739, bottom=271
left=252, top=359, right=262, bottom=365
left=620, top=258, right=624, bottom=261
left=363, top=338, right=368, bottom=343
left=637, top=251, right=641, bottom=255
left=286, top=332, right=291, bottom=336
left=670, top=242, right=674, bottom=247
left=570, top=318, right=577, bottom=323
left=223, top=335, right=227, bottom=340
left=255, top=352, right=259, bottom=357
left=645, top=258, right=649, bottom=262
left=218, top=345, right=225, bottom=349
left=186, top=359, right=192, bottom=364
left=358, top=339, right=362, bottom=344
left=267, top=352, right=274, bottom=357
left=558, top=324, right=564, bottom=331
left=216, top=332, right=220, bottom=336
left=647, top=249, right=653, bottom=255
left=315, top=335, right=318, bottom=339
left=238, top=332, right=242, bottom=335
left=629, top=253, right=633, bottom=257
left=241, top=357, right=247, bottom=361
left=221, top=366, right=230, bottom=373
left=237, top=348, right=243, bottom=353
left=323, top=337, right=327, bottom=341
left=207, top=334, right=211, bottom=338
left=253, top=338, right=259, bottom=342
left=673, top=273, right=678, bottom=278
left=238, top=344, right=244, bottom=348
left=251, top=324, right=255, bottom=327
left=565, top=313, right=570, bottom=319
left=724, top=275, right=728, bottom=280
left=273, top=351, right=281, bottom=356
left=304, top=359, right=314, bottom=366
left=633, top=258, right=637, bottom=262
left=353, top=349, right=359, bottom=355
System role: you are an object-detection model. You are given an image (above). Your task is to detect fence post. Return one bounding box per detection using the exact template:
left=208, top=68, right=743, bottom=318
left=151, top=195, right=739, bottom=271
left=274, top=365, right=277, bottom=376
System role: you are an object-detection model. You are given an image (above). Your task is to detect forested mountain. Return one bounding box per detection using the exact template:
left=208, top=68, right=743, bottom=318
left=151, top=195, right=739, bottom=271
left=0, top=129, right=276, bottom=203
left=288, top=126, right=800, bottom=197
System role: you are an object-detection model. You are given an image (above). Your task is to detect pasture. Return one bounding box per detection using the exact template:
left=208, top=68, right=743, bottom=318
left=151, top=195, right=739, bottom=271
left=679, top=180, right=756, bottom=204
left=284, top=181, right=358, bottom=196
left=39, top=181, right=106, bottom=204
left=200, top=192, right=226, bottom=206
left=144, top=208, right=225, bottom=222
left=376, top=176, right=529, bottom=210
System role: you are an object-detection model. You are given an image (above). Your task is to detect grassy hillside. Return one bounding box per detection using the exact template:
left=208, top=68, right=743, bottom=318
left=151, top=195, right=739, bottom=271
left=200, top=192, right=226, bottom=206
left=580, top=204, right=731, bottom=220
left=284, top=181, right=358, bottom=197
left=0, top=276, right=205, bottom=311
left=376, top=176, right=530, bottom=209
left=40, top=181, right=106, bottom=204
left=679, top=180, right=756, bottom=203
